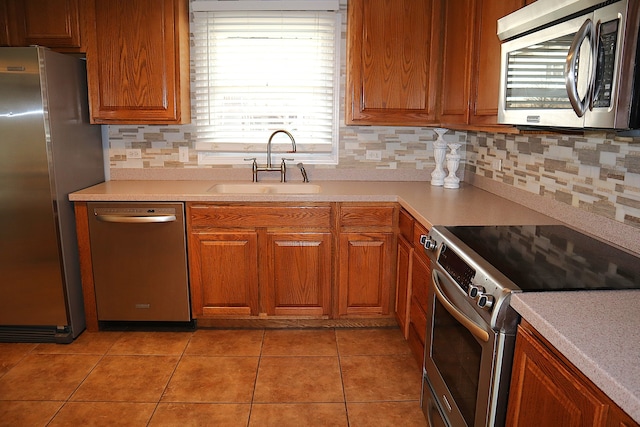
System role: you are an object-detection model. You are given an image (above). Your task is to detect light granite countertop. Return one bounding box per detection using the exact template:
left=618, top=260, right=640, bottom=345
left=68, top=180, right=556, bottom=229
left=511, top=291, right=640, bottom=423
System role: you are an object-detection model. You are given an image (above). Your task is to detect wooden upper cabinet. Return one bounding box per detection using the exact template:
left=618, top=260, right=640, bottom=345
left=85, top=0, right=190, bottom=124
left=468, top=0, right=526, bottom=127
left=438, top=0, right=525, bottom=129
left=346, top=0, right=440, bottom=126
left=2, top=0, right=85, bottom=52
left=0, top=1, right=9, bottom=46
left=437, top=0, right=475, bottom=125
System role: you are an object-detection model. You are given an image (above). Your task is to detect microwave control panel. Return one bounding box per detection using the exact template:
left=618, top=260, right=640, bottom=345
left=593, top=19, right=619, bottom=108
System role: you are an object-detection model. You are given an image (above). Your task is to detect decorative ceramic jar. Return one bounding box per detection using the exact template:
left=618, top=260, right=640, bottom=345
left=431, top=128, right=448, bottom=186
left=444, top=143, right=461, bottom=189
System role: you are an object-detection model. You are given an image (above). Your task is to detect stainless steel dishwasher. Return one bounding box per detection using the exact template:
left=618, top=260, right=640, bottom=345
left=87, top=202, right=191, bottom=322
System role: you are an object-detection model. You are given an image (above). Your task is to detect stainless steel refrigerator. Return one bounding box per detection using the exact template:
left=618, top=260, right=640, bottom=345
left=0, top=47, right=105, bottom=343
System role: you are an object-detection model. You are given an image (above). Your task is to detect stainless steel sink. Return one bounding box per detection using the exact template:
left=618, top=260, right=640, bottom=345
left=208, top=183, right=321, bottom=194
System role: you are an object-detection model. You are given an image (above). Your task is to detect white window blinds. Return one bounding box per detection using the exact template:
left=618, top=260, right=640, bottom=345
left=191, top=1, right=340, bottom=164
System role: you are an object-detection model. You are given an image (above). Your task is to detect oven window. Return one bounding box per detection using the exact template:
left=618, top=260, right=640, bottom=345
left=432, top=299, right=482, bottom=426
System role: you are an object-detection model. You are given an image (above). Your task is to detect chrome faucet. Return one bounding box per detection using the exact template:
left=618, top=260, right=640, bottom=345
left=246, top=130, right=298, bottom=182
left=267, top=129, right=296, bottom=168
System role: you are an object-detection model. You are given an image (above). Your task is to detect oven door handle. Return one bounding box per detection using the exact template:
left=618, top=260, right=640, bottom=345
left=432, top=270, right=490, bottom=343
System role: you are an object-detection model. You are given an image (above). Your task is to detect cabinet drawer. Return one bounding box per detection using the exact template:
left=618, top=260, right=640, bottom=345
left=399, top=208, right=414, bottom=241
left=189, top=204, right=332, bottom=229
left=411, top=253, right=430, bottom=310
left=409, top=297, right=427, bottom=345
left=340, top=205, right=396, bottom=229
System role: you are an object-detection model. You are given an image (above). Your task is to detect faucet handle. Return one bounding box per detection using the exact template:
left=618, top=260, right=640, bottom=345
left=244, top=158, right=258, bottom=182
left=280, top=158, right=294, bottom=182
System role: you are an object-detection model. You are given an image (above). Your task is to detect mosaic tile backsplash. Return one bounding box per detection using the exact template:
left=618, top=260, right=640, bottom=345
left=466, top=131, right=640, bottom=229
left=106, top=0, right=640, bottom=233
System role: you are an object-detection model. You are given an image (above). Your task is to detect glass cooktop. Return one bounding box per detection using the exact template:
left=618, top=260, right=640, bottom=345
left=445, top=225, right=640, bottom=292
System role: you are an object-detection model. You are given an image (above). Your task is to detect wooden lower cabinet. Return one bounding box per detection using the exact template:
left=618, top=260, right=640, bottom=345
left=406, top=220, right=432, bottom=365
left=507, top=321, right=639, bottom=427
left=265, top=231, right=332, bottom=317
left=338, top=232, right=394, bottom=317
left=188, top=231, right=259, bottom=317
left=337, top=203, right=397, bottom=318
left=187, top=203, right=333, bottom=319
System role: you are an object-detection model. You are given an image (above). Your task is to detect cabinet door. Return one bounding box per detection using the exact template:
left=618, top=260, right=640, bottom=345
left=438, top=0, right=475, bottom=125
left=395, top=234, right=413, bottom=337
left=86, top=0, right=190, bottom=124
left=507, top=324, right=609, bottom=426
left=1, top=1, right=11, bottom=46
left=189, top=232, right=259, bottom=317
left=469, top=0, right=525, bottom=126
left=265, top=232, right=332, bottom=317
left=8, top=0, right=83, bottom=52
left=345, top=0, right=439, bottom=126
left=338, top=232, right=394, bottom=317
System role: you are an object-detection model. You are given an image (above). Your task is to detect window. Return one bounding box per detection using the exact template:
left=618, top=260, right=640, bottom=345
left=191, top=0, right=341, bottom=165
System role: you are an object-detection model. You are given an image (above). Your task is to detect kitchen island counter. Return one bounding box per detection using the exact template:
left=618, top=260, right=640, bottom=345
left=511, top=291, right=640, bottom=424
left=69, top=180, right=556, bottom=229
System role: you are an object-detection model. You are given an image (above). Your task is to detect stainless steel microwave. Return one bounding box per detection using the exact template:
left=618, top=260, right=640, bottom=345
left=497, top=0, right=640, bottom=130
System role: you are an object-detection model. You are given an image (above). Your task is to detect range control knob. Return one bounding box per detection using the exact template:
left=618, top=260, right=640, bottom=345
left=468, top=284, right=484, bottom=299
left=420, top=234, right=438, bottom=251
left=477, top=294, right=494, bottom=310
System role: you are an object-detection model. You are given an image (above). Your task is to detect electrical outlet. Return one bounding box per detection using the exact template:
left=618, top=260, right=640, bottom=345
left=366, top=150, right=382, bottom=161
left=491, top=159, right=502, bottom=171
left=179, top=146, right=189, bottom=162
left=126, top=149, right=142, bottom=159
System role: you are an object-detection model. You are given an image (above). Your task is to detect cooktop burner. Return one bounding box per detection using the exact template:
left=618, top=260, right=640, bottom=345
left=445, top=225, right=640, bottom=292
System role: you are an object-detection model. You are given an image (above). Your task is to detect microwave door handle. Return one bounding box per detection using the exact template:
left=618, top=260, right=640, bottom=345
left=431, top=270, right=490, bottom=343
left=566, top=19, right=595, bottom=117
left=589, top=20, right=601, bottom=111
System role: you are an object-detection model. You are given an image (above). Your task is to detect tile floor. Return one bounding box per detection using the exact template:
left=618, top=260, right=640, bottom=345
left=0, top=327, right=428, bottom=426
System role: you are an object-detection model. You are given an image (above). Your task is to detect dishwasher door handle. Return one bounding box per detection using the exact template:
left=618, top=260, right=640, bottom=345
left=95, top=214, right=177, bottom=224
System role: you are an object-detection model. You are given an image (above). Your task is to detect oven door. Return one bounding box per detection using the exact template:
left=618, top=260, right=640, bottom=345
left=422, top=267, right=506, bottom=427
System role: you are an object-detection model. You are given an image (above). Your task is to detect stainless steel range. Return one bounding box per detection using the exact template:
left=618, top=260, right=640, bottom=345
left=419, top=225, right=640, bottom=427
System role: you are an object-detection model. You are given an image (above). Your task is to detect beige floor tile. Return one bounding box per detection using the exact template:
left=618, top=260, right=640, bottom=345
left=0, top=343, right=36, bottom=378
left=107, top=331, right=192, bottom=355
left=336, top=327, right=411, bottom=356
left=49, top=401, right=156, bottom=426
left=262, top=329, right=337, bottom=356
left=0, top=401, right=63, bottom=427
left=149, top=402, right=250, bottom=426
left=340, top=354, right=422, bottom=402
left=347, top=401, right=428, bottom=427
left=254, top=356, right=343, bottom=403
left=34, top=331, right=123, bottom=355
left=71, top=355, right=179, bottom=402
left=249, top=403, right=348, bottom=427
left=162, top=356, right=259, bottom=403
left=0, top=354, right=100, bottom=400
left=185, top=329, right=264, bottom=356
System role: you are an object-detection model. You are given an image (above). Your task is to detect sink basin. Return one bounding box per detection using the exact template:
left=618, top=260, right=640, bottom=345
left=209, top=183, right=321, bottom=194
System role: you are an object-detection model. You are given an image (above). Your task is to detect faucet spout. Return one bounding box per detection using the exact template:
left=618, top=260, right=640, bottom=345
left=267, top=130, right=296, bottom=168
